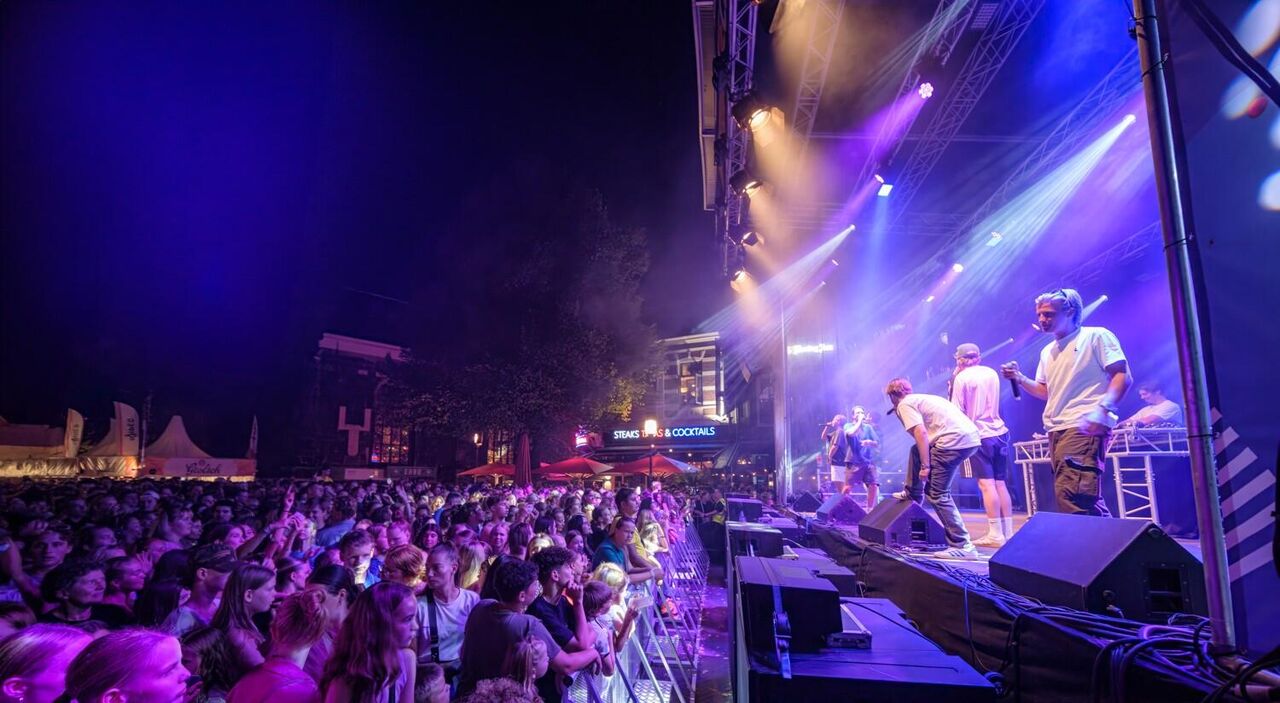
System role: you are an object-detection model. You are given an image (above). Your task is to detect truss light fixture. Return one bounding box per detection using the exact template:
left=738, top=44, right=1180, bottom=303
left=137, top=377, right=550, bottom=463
left=951, top=262, right=964, bottom=273
left=986, top=231, right=1004, bottom=247
left=918, top=81, right=935, bottom=100
left=874, top=174, right=893, bottom=197
left=732, top=91, right=772, bottom=132
left=731, top=169, right=765, bottom=197
left=741, top=229, right=760, bottom=247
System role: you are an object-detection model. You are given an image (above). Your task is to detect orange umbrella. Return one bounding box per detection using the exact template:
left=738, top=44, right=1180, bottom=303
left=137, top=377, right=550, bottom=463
left=535, top=456, right=612, bottom=476
left=601, top=453, right=695, bottom=477
left=458, top=462, right=516, bottom=477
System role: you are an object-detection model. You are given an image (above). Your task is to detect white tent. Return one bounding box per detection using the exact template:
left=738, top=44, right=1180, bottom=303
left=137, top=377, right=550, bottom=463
left=144, top=416, right=255, bottom=480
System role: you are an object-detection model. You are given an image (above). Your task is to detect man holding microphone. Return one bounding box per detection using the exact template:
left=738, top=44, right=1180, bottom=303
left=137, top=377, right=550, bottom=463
left=1001, top=288, right=1132, bottom=516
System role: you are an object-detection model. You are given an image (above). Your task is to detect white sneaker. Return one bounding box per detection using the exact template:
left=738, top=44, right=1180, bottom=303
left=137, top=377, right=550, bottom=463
left=972, top=533, right=1006, bottom=548
left=891, top=490, right=912, bottom=501
left=932, top=543, right=980, bottom=559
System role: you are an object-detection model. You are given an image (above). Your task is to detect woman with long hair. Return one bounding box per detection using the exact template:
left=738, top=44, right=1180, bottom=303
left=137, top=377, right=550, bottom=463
left=210, top=564, right=275, bottom=679
left=499, top=636, right=548, bottom=701
left=273, top=556, right=312, bottom=599
left=180, top=626, right=237, bottom=703
left=0, top=624, right=92, bottom=703
left=456, top=543, right=488, bottom=593
left=134, top=578, right=186, bottom=629
left=321, top=582, right=417, bottom=703
left=61, top=628, right=191, bottom=703
left=301, top=565, right=356, bottom=683
left=226, top=590, right=329, bottom=703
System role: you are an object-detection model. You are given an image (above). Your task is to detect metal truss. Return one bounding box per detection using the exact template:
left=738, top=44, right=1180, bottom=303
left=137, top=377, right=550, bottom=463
left=876, top=49, right=1142, bottom=310
left=853, top=0, right=978, bottom=189
left=886, top=0, right=1047, bottom=218
left=787, top=0, right=845, bottom=181
left=722, top=0, right=759, bottom=228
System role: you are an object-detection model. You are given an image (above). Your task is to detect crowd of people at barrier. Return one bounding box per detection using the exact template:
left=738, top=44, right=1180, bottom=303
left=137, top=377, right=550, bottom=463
left=0, top=475, right=706, bottom=703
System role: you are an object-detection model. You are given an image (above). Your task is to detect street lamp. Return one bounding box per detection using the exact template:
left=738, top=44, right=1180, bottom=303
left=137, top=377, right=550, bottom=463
left=473, top=432, right=482, bottom=466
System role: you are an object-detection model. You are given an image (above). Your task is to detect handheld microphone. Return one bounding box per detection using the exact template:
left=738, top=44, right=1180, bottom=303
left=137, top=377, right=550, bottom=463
left=1009, top=377, right=1022, bottom=400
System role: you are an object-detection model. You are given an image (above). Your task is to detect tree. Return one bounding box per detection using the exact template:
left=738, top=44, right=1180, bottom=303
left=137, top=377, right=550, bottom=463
left=386, top=168, right=659, bottom=470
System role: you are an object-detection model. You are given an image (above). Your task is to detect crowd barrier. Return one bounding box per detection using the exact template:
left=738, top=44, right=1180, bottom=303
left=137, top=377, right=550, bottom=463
left=569, top=521, right=710, bottom=703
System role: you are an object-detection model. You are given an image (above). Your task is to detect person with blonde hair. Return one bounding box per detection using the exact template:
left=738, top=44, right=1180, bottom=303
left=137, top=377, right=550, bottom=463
left=456, top=543, right=488, bottom=593
left=414, top=663, right=448, bottom=703
left=381, top=545, right=426, bottom=594
left=499, top=636, right=547, bottom=700
left=227, top=590, right=330, bottom=703
left=62, top=629, right=192, bottom=703
left=0, top=624, right=92, bottom=703
left=525, top=534, right=554, bottom=557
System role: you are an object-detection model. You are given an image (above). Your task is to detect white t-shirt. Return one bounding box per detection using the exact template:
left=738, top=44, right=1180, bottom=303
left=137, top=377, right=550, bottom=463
left=1035, top=326, right=1127, bottom=432
left=416, top=587, right=479, bottom=663
left=1123, top=398, right=1183, bottom=426
left=951, top=365, right=1008, bottom=439
left=894, top=393, right=981, bottom=451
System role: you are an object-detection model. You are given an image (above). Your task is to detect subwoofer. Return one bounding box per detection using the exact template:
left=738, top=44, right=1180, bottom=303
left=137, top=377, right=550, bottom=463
left=989, top=512, right=1206, bottom=622
left=792, top=491, right=823, bottom=513
left=858, top=498, right=946, bottom=547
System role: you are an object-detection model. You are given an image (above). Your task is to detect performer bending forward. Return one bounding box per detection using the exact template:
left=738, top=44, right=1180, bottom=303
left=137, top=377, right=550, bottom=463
left=885, top=378, right=980, bottom=558
left=951, top=343, right=1013, bottom=547
left=1002, top=288, right=1132, bottom=516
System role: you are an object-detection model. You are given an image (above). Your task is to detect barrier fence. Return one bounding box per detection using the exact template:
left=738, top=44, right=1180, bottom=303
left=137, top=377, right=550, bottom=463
left=569, top=521, right=711, bottom=703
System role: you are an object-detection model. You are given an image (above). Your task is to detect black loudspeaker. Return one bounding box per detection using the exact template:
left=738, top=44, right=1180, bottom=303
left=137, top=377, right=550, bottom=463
left=727, top=498, right=763, bottom=522
left=989, top=513, right=1207, bottom=623
left=817, top=493, right=867, bottom=525
left=728, top=521, right=784, bottom=558
left=792, top=491, right=823, bottom=512
left=858, top=498, right=946, bottom=547
left=737, top=556, right=842, bottom=652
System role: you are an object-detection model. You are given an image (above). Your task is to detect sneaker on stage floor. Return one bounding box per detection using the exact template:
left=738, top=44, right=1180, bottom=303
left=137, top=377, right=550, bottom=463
left=891, top=490, right=912, bottom=501
left=972, top=533, right=1006, bottom=548
left=932, top=544, right=980, bottom=559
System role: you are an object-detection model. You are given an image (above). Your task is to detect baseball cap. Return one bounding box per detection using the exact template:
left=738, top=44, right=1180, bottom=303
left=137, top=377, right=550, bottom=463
left=955, top=342, right=981, bottom=358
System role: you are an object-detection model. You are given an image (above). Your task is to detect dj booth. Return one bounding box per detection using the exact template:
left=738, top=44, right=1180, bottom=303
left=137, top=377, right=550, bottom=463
left=1014, top=427, right=1199, bottom=536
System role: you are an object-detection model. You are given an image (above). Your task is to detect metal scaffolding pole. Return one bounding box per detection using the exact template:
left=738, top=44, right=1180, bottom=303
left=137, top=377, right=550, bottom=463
left=1132, top=0, right=1235, bottom=651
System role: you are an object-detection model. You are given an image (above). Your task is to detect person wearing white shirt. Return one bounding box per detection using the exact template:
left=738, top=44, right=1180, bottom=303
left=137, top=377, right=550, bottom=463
left=885, top=378, right=981, bottom=559
left=417, top=542, right=479, bottom=683
left=1002, top=288, right=1132, bottom=516
left=1118, top=383, right=1183, bottom=428
left=950, top=343, right=1014, bottom=547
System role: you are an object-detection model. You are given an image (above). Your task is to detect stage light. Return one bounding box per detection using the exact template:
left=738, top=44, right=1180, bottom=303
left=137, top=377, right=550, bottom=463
left=986, top=231, right=1003, bottom=247
left=741, top=229, right=760, bottom=247
left=732, top=91, right=772, bottom=132
left=918, top=82, right=935, bottom=100
left=924, top=295, right=935, bottom=303
left=877, top=183, right=894, bottom=197
left=830, top=259, right=839, bottom=266
left=730, top=169, right=765, bottom=197
left=951, top=263, right=964, bottom=273
left=731, top=267, right=748, bottom=282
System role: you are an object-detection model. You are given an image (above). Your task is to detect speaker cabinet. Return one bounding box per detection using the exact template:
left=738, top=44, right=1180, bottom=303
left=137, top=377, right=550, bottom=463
left=728, top=521, right=784, bottom=558
left=858, top=498, right=946, bottom=547
left=727, top=497, right=763, bottom=522
left=989, top=513, right=1206, bottom=623
left=792, top=491, right=823, bottom=513
left=737, top=556, right=842, bottom=652
left=817, top=493, right=867, bottom=525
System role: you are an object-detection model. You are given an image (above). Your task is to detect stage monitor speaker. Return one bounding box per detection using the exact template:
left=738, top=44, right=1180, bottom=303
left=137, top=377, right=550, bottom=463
left=737, top=556, right=842, bottom=652
left=989, top=513, right=1206, bottom=623
left=728, top=498, right=764, bottom=522
left=858, top=498, right=946, bottom=547
left=728, top=521, right=784, bottom=558
left=792, top=491, right=823, bottom=513
left=817, top=494, right=867, bottom=525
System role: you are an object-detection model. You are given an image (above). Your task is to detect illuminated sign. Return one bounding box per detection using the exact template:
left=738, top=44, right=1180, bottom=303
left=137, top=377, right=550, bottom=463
left=604, top=424, right=726, bottom=447
left=787, top=343, right=835, bottom=356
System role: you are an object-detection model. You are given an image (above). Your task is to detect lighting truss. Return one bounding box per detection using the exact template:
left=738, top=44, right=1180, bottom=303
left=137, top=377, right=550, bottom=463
left=787, top=0, right=845, bottom=185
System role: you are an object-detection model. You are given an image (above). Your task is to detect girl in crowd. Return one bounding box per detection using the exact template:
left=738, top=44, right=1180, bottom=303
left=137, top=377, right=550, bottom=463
left=0, top=624, right=92, bottom=703
left=226, top=590, right=329, bottom=703
left=302, top=565, right=356, bottom=684
left=380, top=545, right=426, bottom=595
left=273, top=556, right=312, bottom=599
left=180, top=626, right=237, bottom=703
left=498, top=636, right=548, bottom=701
left=210, top=564, right=275, bottom=677
left=133, top=579, right=186, bottom=629
left=62, top=629, right=191, bottom=703
left=456, top=543, right=488, bottom=593
left=102, top=556, right=148, bottom=614
left=321, top=582, right=417, bottom=703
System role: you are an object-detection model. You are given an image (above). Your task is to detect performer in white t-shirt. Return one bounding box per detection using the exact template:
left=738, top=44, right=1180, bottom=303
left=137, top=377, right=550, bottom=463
left=1118, top=382, right=1183, bottom=428
left=950, top=343, right=1014, bottom=547
left=885, top=378, right=981, bottom=558
left=1001, top=288, right=1132, bottom=516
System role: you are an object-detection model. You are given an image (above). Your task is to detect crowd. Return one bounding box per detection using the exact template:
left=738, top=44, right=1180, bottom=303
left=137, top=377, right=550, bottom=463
left=0, top=475, right=698, bottom=703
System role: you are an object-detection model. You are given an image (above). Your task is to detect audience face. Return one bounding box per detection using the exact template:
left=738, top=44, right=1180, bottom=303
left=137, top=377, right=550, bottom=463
left=30, top=532, right=71, bottom=572
left=424, top=552, right=457, bottom=592
left=340, top=540, right=374, bottom=576
left=487, top=523, right=508, bottom=553
left=386, top=523, right=410, bottom=549
left=612, top=520, right=636, bottom=547
left=122, top=636, right=190, bottom=703
left=390, top=595, right=417, bottom=649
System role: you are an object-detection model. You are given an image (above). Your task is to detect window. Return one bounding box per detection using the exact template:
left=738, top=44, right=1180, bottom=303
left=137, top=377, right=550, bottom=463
left=371, top=423, right=411, bottom=465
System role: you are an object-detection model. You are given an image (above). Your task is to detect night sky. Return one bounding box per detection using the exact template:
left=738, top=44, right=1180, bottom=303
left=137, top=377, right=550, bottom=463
left=1, top=2, right=718, bottom=447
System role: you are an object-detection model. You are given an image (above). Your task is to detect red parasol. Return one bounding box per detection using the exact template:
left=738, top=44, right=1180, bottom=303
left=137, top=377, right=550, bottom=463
left=458, top=462, right=515, bottom=477
left=535, top=456, right=612, bottom=476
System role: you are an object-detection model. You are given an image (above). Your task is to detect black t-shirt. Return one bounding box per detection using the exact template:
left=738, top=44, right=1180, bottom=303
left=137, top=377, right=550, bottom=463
left=526, top=594, right=578, bottom=703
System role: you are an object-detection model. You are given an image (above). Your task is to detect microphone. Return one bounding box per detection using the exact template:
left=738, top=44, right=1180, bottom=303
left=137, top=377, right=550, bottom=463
left=1009, top=377, right=1022, bottom=400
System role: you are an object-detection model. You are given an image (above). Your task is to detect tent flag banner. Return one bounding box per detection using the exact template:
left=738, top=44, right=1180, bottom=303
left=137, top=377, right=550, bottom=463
left=114, top=401, right=141, bottom=457
left=63, top=409, right=84, bottom=458
left=1167, top=0, right=1280, bottom=656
